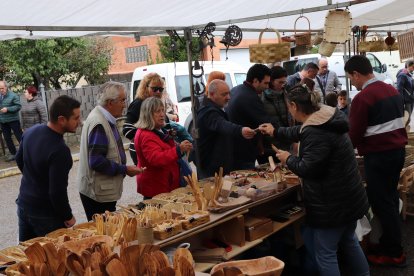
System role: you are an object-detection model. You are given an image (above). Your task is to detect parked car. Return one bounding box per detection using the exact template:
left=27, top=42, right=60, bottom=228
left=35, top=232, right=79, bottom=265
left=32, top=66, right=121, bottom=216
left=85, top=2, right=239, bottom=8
left=282, top=52, right=394, bottom=100
left=130, top=61, right=247, bottom=132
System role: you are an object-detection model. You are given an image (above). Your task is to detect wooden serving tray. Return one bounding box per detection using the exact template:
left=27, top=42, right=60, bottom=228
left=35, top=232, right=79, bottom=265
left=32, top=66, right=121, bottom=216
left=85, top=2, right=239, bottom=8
left=153, top=220, right=183, bottom=240
left=176, top=211, right=210, bottom=230
left=208, top=196, right=252, bottom=213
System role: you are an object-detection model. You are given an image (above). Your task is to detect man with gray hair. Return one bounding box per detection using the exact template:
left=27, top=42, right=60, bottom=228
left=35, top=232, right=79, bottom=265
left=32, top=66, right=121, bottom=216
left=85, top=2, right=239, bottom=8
left=315, top=57, right=342, bottom=103
left=0, top=80, right=23, bottom=161
left=197, top=79, right=256, bottom=178
left=78, top=81, right=145, bottom=221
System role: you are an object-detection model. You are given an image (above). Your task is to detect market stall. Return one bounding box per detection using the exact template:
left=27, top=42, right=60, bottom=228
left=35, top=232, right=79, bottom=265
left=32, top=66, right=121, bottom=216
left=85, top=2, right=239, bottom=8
left=0, top=165, right=303, bottom=275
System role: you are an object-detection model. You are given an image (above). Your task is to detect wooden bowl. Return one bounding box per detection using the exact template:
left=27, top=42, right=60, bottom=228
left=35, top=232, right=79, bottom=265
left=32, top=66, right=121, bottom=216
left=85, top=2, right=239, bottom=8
left=210, top=256, right=285, bottom=276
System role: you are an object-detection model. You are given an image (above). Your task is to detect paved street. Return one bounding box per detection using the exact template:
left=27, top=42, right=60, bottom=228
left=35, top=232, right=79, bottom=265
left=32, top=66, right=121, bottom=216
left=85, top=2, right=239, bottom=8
left=0, top=154, right=142, bottom=248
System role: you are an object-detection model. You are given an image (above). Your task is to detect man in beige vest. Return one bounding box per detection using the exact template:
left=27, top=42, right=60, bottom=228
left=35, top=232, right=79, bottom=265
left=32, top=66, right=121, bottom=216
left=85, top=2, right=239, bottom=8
left=78, top=81, right=144, bottom=221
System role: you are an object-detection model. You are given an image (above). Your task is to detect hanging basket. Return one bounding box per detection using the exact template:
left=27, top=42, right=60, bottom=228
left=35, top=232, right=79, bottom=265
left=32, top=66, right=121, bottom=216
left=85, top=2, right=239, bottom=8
left=249, top=28, right=291, bottom=63
left=323, top=9, right=352, bottom=43
left=359, top=35, right=384, bottom=53
left=294, top=15, right=311, bottom=46
left=318, top=41, right=336, bottom=57
left=312, top=32, right=324, bottom=46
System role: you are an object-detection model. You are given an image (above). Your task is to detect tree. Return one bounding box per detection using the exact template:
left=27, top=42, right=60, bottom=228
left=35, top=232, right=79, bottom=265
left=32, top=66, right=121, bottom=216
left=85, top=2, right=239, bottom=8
left=157, top=36, right=201, bottom=63
left=0, top=37, right=113, bottom=90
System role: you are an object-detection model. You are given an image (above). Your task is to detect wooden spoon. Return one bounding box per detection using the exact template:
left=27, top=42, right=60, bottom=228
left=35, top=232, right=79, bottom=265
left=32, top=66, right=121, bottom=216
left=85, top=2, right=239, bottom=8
left=105, top=258, right=128, bottom=276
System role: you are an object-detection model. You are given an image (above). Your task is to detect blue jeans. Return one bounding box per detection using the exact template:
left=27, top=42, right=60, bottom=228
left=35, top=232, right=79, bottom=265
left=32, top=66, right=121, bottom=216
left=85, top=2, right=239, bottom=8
left=1, top=120, right=22, bottom=155
left=17, top=203, right=65, bottom=242
left=303, top=222, right=369, bottom=276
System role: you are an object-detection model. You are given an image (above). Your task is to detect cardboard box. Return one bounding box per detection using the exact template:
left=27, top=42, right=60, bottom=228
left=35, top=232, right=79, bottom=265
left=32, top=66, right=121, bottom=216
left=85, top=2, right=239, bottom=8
left=244, top=216, right=273, bottom=241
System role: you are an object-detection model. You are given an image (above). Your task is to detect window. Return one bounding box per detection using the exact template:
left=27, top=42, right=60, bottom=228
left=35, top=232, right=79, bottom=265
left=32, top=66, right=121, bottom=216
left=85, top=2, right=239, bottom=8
left=204, top=73, right=233, bottom=89
left=366, top=53, right=382, bottom=73
left=125, top=46, right=148, bottom=63
left=234, top=73, right=247, bottom=85
left=175, top=75, right=198, bottom=102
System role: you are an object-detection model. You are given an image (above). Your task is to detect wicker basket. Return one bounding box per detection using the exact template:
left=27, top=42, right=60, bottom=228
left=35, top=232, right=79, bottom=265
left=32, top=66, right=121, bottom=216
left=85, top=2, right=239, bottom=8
left=323, top=9, right=352, bottom=44
left=318, top=41, right=336, bottom=57
left=153, top=220, right=183, bottom=240
left=397, top=30, right=414, bottom=62
left=312, top=32, right=323, bottom=46
left=211, top=256, right=285, bottom=276
left=176, top=211, right=210, bottom=230
left=359, top=36, right=384, bottom=53
left=249, top=28, right=291, bottom=63
left=294, top=15, right=311, bottom=46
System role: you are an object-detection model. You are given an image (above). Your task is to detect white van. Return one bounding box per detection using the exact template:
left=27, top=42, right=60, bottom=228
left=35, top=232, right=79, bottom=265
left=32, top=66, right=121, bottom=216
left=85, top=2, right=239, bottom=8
left=130, top=61, right=248, bottom=131
left=282, top=52, right=394, bottom=99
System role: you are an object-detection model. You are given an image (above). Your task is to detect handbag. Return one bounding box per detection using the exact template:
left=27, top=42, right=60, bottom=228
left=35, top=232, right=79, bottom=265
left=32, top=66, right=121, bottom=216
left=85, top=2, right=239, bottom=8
left=294, top=15, right=311, bottom=46
left=249, top=28, right=291, bottom=63
left=178, top=156, right=192, bottom=187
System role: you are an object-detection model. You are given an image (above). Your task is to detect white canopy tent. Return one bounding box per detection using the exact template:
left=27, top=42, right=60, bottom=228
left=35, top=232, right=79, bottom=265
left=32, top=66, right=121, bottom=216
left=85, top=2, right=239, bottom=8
left=0, top=0, right=413, bottom=40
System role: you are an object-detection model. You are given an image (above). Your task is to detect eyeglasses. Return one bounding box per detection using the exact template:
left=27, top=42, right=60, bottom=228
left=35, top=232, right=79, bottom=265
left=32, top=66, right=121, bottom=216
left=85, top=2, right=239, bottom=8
left=149, top=86, right=164, bottom=93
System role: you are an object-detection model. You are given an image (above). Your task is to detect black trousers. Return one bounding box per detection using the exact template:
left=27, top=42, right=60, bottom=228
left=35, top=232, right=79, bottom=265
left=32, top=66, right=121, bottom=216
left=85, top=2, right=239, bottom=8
left=80, top=193, right=117, bottom=221
left=1, top=120, right=22, bottom=155
left=364, top=148, right=405, bottom=257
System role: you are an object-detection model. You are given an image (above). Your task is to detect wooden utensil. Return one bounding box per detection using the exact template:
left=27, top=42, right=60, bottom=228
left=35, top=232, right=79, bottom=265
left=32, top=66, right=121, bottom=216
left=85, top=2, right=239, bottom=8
left=159, top=266, right=175, bottom=276
left=105, top=258, right=128, bottom=276
left=223, top=266, right=244, bottom=276
left=203, top=182, right=215, bottom=207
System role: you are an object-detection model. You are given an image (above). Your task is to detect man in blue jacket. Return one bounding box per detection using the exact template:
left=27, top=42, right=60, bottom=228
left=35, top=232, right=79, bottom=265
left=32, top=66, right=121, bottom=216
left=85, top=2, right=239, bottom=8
left=396, top=60, right=414, bottom=124
left=0, top=81, right=23, bottom=161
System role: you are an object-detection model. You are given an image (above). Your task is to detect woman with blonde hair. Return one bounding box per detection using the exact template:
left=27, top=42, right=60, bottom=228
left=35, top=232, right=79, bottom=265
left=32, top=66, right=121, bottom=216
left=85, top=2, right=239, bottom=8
left=206, top=71, right=226, bottom=97
left=122, top=73, right=165, bottom=164
left=134, top=97, right=192, bottom=198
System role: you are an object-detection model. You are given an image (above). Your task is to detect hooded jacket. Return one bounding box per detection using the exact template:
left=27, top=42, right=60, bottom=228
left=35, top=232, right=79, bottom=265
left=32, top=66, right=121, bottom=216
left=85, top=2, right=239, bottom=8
left=396, top=68, right=414, bottom=104
left=276, top=105, right=369, bottom=228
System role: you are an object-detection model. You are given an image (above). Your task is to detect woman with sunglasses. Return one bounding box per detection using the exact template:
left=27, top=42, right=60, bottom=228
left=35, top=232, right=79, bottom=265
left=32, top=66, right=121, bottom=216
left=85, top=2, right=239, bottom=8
left=259, top=84, right=369, bottom=276
left=122, top=72, right=167, bottom=165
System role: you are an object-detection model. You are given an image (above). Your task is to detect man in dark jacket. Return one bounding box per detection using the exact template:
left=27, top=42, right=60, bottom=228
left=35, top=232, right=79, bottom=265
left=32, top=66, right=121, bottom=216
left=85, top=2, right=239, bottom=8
left=197, top=80, right=255, bottom=178
left=0, top=80, right=23, bottom=161
left=286, top=62, right=319, bottom=91
left=396, top=60, right=414, bottom=123
left=346, top=55, right=407, bottom=267
left=226, top=64, right=276, bottom=169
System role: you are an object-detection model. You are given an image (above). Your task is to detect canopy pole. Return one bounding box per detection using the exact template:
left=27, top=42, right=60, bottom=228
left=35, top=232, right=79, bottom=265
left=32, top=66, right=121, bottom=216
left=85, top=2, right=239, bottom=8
left=184, top=28, right=201, bottom=176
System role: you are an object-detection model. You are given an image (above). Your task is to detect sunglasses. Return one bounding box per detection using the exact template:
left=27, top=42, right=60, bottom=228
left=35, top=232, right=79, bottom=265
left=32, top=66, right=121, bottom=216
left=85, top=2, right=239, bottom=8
left=149, top=86, right=164, bottom=92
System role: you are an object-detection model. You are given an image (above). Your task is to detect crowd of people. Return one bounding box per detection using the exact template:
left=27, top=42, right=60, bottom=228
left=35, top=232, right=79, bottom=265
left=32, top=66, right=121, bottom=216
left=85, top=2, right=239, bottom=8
left=6, top=54, right=414, bottom=276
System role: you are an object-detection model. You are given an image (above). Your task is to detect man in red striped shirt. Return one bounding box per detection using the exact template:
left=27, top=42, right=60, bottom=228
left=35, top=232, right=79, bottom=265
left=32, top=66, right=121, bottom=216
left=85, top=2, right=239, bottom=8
left=345, top=55, right=407, bottom=268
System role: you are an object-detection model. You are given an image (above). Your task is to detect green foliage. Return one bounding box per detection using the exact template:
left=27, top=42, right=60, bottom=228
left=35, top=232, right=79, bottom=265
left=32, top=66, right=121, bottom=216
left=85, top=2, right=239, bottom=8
left=310, top=46, right=319, bottom=54
left=0, top=37, right=113, bottom=90
left=157, top=36, right=201, bottom=63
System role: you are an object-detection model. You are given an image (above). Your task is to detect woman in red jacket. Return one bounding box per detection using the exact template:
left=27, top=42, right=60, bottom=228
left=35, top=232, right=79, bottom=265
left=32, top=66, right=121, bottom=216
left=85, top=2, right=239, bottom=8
left=134, top=97, right=193, bottom=199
